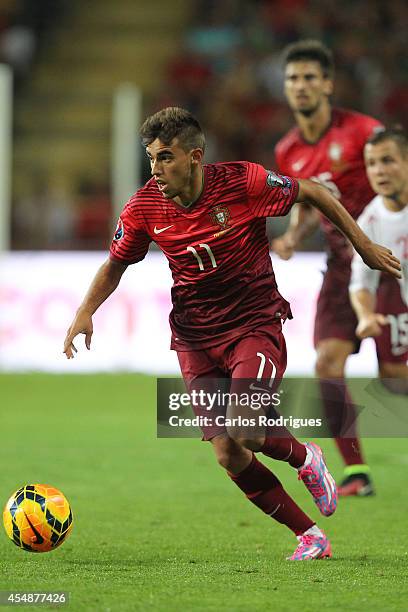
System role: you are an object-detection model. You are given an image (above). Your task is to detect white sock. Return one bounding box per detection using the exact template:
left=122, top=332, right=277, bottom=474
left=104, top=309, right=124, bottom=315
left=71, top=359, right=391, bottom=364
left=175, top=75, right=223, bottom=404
left=302, top=525, right=323, bottom=538
left=298, top=444, right=313, bottom=470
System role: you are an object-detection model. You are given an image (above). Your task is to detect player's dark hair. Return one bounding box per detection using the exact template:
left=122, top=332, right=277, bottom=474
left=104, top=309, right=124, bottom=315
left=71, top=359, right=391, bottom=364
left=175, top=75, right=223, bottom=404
left=140, top=107, right=205, bottom=152
left=282, top=39, right=334, bottom=78
left=366, top=125, right=408, bottom=157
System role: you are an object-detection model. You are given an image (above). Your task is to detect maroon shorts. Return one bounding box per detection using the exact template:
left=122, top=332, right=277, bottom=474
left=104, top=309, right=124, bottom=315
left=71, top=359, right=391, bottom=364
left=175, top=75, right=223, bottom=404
left=375, top=276, right=408, bottom=364
left=177, top=322, right=287, bottom=440
left=314, top=262, right=360, bottom=352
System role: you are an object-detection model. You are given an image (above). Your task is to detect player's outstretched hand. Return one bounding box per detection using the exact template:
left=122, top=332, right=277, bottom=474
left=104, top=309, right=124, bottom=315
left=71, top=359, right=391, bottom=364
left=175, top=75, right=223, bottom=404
left=356, top=313, right=389, bottom=339
left=360, top=243, right=401, bottom=278
left=270, top=233, right=296, bottom=260
left=63, top=308, right=93, bottom=359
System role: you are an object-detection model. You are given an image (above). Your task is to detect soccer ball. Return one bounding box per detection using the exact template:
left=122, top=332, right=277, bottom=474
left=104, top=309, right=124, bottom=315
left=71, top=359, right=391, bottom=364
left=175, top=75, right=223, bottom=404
left=3, top=484, right=73, bottom=552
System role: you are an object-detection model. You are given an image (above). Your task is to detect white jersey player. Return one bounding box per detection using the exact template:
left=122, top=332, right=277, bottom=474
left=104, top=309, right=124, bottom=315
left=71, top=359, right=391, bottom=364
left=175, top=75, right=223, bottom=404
left=351, top=195, right=408, bottom=308
left=350, top=127, right=408, bottom=388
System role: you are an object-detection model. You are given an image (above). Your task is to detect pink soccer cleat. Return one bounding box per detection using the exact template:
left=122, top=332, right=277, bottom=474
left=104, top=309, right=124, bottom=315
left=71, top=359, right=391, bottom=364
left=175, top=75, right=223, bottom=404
left=288, top=532, right=332, bottom=560
left=298, top=442, right=337, bottom=516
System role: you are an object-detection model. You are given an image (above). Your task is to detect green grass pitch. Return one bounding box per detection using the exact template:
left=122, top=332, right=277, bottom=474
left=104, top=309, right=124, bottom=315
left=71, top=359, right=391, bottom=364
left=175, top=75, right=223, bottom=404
left=1, top=374, right=407, bottom=611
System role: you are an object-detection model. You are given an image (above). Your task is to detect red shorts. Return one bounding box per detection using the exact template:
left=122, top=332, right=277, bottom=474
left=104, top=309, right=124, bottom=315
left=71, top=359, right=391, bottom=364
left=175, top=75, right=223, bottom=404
left=375, top=276, right=408, bottom=364
left=177, top=322, right=287, bottom=440
left=314, top=262, right=360, bottom=352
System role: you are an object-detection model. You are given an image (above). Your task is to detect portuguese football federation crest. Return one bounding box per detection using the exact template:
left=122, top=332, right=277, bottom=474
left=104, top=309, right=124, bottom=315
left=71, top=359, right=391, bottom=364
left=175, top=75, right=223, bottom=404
left=329, top=142, right=342, bottom=161
left=211, top=206, right=231, bottom=229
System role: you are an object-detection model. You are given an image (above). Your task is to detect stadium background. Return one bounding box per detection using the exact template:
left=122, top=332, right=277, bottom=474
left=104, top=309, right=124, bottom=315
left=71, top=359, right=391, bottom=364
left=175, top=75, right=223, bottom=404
left=2, top=0, right=407, bottom=374
left=1, top=2, right=407, bottom=611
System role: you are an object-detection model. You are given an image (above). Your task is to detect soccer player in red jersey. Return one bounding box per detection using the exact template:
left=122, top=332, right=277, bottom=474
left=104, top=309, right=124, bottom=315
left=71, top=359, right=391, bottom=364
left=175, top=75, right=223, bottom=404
left=272, top=40, right=383, bottom=496
left=63, top=108, right=400, bottom=559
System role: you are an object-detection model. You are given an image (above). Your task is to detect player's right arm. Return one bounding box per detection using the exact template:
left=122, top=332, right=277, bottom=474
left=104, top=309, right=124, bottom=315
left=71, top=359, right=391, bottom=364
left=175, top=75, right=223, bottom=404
left=64, top=194, right=152, bottom=359
left=63, top=259, right=128, bottom=358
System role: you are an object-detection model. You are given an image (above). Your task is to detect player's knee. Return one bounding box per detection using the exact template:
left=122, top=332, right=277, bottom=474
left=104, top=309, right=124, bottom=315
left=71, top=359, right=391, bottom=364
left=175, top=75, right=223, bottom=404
left=315, top=340, right=353, bottom=378
left=225, top=402, right=265, bottom=449
left=379, top=361, right=403, bottom=378
left=216, top=450, right=244, bottom=471
left=315, top=352, right=345, bottom=378
left=379, top=377, right=408, bottom=394
left=212, top=436, right=237, bottom=469
left=226, top=432, right=264, bottom=451
left=212, top=436, right=252, bottom=471
left=379, top=362, right=408, bottom=394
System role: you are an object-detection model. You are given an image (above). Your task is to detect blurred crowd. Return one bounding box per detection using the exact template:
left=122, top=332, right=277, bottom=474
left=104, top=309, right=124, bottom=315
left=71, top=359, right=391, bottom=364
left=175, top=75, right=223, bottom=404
left=0, top=0, right=67, bottom=84
left=153, top=0, right=408, bottom=170
left=9, top=0, right=408, bottom=250
left=12, top=174, right=112, bottom=251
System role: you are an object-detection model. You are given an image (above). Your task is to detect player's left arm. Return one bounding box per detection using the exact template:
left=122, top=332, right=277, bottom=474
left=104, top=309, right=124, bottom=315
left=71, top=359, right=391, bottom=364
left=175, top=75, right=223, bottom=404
left=297, top=179, right=401, bottom=278
left=349, top=287, right=388, bottom=339
left=348, top=214, right=387, bottom=338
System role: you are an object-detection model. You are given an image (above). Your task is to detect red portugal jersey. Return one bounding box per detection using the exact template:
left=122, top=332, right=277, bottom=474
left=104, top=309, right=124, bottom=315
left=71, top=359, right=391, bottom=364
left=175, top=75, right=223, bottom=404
left=110, top=162, right=298, bottom=350
left=275, top=108, right=381, bottom=264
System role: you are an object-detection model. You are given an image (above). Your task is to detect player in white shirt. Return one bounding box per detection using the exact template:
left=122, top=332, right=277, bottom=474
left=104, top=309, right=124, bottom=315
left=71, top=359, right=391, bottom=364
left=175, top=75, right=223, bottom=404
left=344, top=127, right=408, bottom=497
left=350, top=126, right=408, bottom=391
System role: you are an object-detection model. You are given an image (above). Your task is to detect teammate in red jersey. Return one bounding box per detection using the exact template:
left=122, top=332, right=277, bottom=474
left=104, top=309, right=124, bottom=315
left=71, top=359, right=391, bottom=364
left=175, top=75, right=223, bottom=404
left=272, top=40, right=383, bottom=496
left=63, top=107, right=400, bottom=559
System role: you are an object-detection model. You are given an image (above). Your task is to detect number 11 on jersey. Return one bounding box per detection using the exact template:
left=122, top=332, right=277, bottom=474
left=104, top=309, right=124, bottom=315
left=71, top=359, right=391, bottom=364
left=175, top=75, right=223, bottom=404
left=187, top=244, right=217, bottom=271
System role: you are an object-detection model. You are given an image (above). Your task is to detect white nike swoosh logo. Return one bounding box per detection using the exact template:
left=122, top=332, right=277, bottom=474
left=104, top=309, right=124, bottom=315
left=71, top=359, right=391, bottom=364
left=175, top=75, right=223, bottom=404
left=292, top=159, right=305, bottom=172
left=154, top=225, right=174, bottom=235
left=249, top=382, right=269, bottom=392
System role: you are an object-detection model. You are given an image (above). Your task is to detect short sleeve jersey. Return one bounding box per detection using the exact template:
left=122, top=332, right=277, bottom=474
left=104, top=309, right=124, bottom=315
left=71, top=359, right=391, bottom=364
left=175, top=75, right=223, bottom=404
left=110, top=161, right=298, bottom=350
left=275, top=108, right=381, bottom=265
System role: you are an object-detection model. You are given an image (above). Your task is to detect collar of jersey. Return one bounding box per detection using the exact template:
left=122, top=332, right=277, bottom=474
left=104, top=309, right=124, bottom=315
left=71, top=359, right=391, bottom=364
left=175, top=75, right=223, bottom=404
left=298, top=107, right=338, bottom=146
left=378, top=196, right=408, bottom=219
left=169, top=166, right=209, bottom=216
